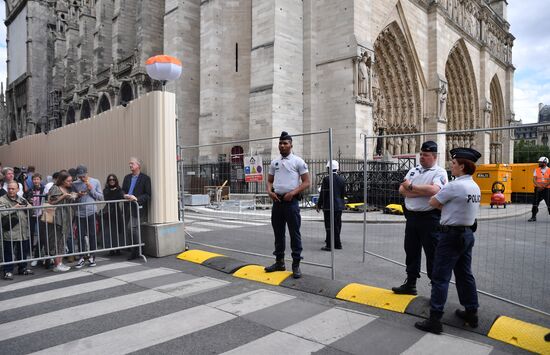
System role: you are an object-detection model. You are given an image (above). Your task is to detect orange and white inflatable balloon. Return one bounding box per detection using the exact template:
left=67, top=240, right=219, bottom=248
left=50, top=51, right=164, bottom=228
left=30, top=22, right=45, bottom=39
left=145, top=55, right=182, bottom=81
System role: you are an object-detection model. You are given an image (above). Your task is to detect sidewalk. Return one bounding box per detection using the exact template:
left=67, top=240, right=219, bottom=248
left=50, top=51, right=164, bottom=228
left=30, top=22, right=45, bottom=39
left=186, top=203, right=531, bottom=223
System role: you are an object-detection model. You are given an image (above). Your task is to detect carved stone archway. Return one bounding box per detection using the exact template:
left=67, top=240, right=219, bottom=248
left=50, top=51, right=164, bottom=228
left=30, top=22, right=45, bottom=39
left=445, top=40, right=479, bottom=152
left=373, top=22, right=422, bottom=155
left=81, top=100, right=92, bottom=120
left=489, top=75, right=504, bottom=163
left=119, top=81, right=134, bottom=105
left=66, top=106, right=76, bottom=125
left=97, top=94, right=111, bottom=114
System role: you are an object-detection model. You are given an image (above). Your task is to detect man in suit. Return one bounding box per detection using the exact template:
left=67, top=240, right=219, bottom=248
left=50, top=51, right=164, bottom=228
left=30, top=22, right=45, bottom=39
left=316, top=160, right=346, bottom=250
left=122, top=157, right=152, bottom=260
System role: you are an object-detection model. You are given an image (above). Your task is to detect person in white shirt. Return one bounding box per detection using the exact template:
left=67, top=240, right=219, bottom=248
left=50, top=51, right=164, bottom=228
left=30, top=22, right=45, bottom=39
left=264, top=131, right=310, bottom=279
left=2, top=167, right=24, bottom=198
left=415, top=147, right=481, bottom=335
left=392, top=141, right=448, bottom=296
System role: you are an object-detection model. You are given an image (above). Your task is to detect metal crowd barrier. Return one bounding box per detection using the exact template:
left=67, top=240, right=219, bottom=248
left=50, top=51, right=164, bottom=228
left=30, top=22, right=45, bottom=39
left=0, top=200, right=145, bottom=269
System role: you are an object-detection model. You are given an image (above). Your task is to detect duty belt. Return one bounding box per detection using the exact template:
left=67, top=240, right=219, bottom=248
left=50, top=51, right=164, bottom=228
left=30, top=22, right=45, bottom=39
left=438, top=225, right=472, bottom=233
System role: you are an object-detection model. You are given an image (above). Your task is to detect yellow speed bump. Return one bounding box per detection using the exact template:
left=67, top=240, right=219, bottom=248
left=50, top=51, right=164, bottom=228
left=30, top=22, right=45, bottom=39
left=177, top=250, right=223, bottom=264
left=336, top=283, right=416, bottom=313
left=488, top=316, right=550, bottom=354
left=233, top=265, right=292, bottom=286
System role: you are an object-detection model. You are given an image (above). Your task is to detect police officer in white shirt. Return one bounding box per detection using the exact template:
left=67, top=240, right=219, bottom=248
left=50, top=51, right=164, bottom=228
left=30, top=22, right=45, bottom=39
left=415, top=147, right=481, bottom=334
left=392, top=141, right=448, bottom=295
left=265, top=131, right=310, bottom=279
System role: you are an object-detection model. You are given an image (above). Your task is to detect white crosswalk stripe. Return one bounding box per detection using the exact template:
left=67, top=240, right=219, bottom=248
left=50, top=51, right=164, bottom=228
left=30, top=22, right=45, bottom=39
left=29, top=289, right=295, bottom=355
left=0, top=262, right=139, bottom=294
left=184, top=214, right=270, bottom=233
left=402, top=332, right=493, bottom=355
left=186, top=215, right=268, bottom=226
left=222, top=307, right=376, bottom=354
left=0, top=267, right=177, bottom=312
left=0, top=277, right=229, bottom=342
left=0, top=261, right=498, bottom=355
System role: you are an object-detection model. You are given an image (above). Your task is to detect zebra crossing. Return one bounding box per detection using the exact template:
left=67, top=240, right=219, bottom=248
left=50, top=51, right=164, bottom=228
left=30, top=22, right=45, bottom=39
left=0, top=260, right=501, bottom=354
left=184, top=213, right=270, bottom=234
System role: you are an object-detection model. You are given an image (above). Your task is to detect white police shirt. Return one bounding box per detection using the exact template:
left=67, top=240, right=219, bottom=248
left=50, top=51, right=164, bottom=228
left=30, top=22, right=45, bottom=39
left=404, top=164, right=448, bottom=211
left=269, top=153, right=309, bottom=194
left=434, top=175, right=480, bottom=226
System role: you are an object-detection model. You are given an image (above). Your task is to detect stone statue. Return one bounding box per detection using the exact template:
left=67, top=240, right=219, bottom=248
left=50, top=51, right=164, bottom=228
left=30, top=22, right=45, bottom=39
left=438, top=81, right=448, bottom=120
left=358, top=52, right=372, bottom=99
left=395, top=136, right=402, bottom=155
left=409, top=136, right=416, bottom=153
left=403, top=137, right=409, bottom=154
left=386, top=137, right=394, bottom=156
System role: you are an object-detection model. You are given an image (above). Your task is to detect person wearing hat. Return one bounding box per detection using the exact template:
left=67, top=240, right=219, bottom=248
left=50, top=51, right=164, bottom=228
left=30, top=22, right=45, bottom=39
left=71, top=165, right=103, bottom=268
left=415, top=147, right=482, bottom=334
left=265, top=131, right=310, bottom=279
left=528, top=156, right=550, bottom=222
left=316, top=160, right=346, bottom=250
left=392, top=140, right=448, bottom=295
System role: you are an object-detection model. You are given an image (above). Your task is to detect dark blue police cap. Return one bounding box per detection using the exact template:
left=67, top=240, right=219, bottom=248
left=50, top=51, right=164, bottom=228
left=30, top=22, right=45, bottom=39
left=450, top=147, right=481, bottom=163
left=280, top=131, right=292, bottom=141
left=421, top=140, right=437, bottom=153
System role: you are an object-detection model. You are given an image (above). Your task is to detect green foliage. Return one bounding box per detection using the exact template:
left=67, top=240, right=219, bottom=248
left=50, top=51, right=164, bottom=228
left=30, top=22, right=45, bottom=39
left=514, top=140, right=550, bottom=163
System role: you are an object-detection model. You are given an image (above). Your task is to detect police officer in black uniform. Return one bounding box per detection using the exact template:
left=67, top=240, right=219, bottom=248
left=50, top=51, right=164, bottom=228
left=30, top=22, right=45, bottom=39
left=265, top=132, right=310, bottom=279
left=415, top=147, right=482, bottom=334
left=393, top=141, right=448, bottom=295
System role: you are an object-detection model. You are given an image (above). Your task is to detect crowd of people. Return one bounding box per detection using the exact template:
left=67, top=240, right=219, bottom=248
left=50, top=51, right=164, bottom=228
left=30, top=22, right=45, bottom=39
left=0, top=157, right=151, bottom=281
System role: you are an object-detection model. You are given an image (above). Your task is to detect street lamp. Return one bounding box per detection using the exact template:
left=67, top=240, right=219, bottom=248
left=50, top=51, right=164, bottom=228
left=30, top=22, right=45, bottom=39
left=145, top=55, right=182, bottom=88
left=145, top=54, right=186, bottom=222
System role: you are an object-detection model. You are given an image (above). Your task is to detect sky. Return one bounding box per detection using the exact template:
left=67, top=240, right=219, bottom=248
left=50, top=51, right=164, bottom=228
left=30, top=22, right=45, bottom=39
left=0, top=1, right=547, bottom=123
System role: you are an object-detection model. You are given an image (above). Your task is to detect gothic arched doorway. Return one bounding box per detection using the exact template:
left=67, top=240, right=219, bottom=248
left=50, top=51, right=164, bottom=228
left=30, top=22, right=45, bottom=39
left=119, top=81, right=134, bottom=105
left=445, top=40, right=479, bottom=152
left=97, top=94, right=111, bottom=114
left=81, top=100, right=92, bottom=120
left=489, top=75, right=505, bottom=163
left=66, top=107, right=76, bottom=125
left=373, top=22, right=422, bottom=155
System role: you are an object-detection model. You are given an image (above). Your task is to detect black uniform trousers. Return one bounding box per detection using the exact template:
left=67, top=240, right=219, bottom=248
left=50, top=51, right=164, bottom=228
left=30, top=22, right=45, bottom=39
left=430, top=227, right=478, bottom=313
left=271, top=198, right=302, bottom=261
left=323, top=210, right=342, bottom=248
left=404, top=210, right=440, bottom=280
left=532, top=187, right=550, bottom=215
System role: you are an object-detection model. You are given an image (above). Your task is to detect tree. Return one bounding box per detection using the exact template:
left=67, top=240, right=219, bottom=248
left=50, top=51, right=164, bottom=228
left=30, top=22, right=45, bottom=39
left=514, top=140, right=550, bottom=163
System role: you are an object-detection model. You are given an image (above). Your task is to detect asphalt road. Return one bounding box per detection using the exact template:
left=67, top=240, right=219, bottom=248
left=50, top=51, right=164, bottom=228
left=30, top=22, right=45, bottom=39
left=183, top=210, right=550, bottom=322
left=0, top=255, right=532, bottom=354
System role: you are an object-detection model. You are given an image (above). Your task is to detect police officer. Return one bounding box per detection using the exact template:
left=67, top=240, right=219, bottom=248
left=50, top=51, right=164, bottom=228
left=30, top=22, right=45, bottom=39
left=528, top=156, right=550, bottom=222
left=415, top=147, right=482, bottom=334
left=265, top=131, right=310, bottom=279
left=316, top=160, right=346, bottom=250
left=392, top=141, right=448, bottom=295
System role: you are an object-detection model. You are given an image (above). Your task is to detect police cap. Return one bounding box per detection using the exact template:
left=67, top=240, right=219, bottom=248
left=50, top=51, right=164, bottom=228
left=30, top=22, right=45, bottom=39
left=450, top=147, right=481, bottom=163
left=280, top=131, right=292, bottom=142
left=421, top=140, right=437, bottom=153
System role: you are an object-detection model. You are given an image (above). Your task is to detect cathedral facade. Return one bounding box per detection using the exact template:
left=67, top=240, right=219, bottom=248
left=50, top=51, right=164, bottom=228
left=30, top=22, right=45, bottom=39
left=3, top=0, right=515, bottom=163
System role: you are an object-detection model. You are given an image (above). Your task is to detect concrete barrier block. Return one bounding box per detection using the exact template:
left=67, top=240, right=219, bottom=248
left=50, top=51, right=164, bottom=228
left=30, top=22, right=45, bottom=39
left=142, top=222, right=186, bottom=257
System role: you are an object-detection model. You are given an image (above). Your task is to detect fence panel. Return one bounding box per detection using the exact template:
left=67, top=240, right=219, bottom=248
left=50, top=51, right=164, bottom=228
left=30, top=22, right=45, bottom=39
left=0, top=200, right=144, bottom=273
left=362, top=125, right=550, bottom=315
left=179, top=131, right=341, bottom=278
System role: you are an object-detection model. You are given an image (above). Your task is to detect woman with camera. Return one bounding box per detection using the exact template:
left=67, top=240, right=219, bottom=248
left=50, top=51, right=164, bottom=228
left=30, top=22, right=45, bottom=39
left=0, top=181, right=32, bottom=280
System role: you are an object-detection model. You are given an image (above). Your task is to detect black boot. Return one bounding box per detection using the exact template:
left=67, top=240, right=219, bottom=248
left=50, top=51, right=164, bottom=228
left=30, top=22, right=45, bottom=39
left=292, top=260, right=302, bottom=279
left=415, top=311, right=443, bottom=334
left=392, top=277, right=417, bottom=295
left=265, top=260, right=285, bottom=272
left=455, top=308, right=478, bottom=328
